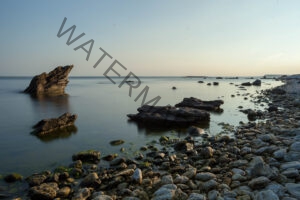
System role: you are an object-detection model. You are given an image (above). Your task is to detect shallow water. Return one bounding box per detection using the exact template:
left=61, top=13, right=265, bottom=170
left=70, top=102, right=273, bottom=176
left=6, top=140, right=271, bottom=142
left=0, top=76, right=283, bottom=176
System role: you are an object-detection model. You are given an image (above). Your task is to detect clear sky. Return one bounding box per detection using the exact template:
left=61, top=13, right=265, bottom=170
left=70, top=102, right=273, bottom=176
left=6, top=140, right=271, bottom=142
left=0, top=0, right=299, bottom=76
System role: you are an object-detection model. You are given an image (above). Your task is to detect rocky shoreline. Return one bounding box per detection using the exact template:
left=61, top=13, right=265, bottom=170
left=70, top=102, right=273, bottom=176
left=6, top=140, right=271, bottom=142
left=2, top=77, right=300, bottom=200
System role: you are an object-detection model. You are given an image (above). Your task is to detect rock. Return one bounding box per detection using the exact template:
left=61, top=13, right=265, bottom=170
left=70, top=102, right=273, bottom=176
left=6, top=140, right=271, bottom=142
left=213, top=82, right=219, bottom=86
left=182, top=167, right=196, bottom=179
left=102, top=154, right=118, bottom=161
left=280, top=161, right=300, bottom=170
left=24, top=65, right=73, bottom=96
left=290, top=142, right=300, bottom=151
left=285, top=183, right=300, bottom=199
left=57, top=186, right=71, bottom=198
left=246, top=156, right=277, bottom=179
left=271, top=88, right=286, bottom=95
left=188, top=193, right=206, bottom=200
left=198, top=81, right=204, bottom=83
left=174, top=141, right=194, bottom=152
left=248, top=176, right=270, bottom=189
left=114, top=169, right=134, bottom=177
left=32, top=112, right=77, bottom=136
left=172, top=86, right=176, bottom=90
left=161, top=175, right=174, bottom=185
left=268, top=106, right=278, bottom=112
left=72, top=188, right=91, bottom=200
left=200, top=146, right=214, bottom=158
left=127, top=105, right=210, bottom=127
left=281, top=168, right=299, bottom=178
left=110, top=140, right=125, bottom=146
left=208, top=190, right=219, bottom=200
left=201, top=179, right=218, bottom=191
left=187, top=126, right=205, bottom=136
left=132, top=168, right=142, bottom=184
left=241, top=82, right=252, bottom=86
left=284, top=151, right=300, bottom=162
left=152, top=184, right=177, bottom=200
left=265, top=182, right=286, bottom=198
left=195, top=172, right=216, bottom=181
left=26, top=174, right=48, bottom=186
left=80, top=172, right=101, bottom=187
left=91, top=193, right=113, bottom=200
left=273, top=149, right=287, bottom=160
left=175, top=97, right=224, bottom=112
left=29, top=182, right=59, bottom=200
left=4, top=173, right=22, bottom=183
left=254, top=190, right=279, bottom=200
left=72, top=150, right=101, bottom=163
left=252, top=79, right=262, bottom=86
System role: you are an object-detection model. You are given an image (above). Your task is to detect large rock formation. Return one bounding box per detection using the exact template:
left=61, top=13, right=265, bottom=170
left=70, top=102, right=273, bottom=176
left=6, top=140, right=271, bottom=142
left=24, top=65, right=73, bottom=96
left=175, top=97, right=224, bottom=112
left=127, top=105, right=210, bottom=127
left=32, top=112, right=77, bottom=136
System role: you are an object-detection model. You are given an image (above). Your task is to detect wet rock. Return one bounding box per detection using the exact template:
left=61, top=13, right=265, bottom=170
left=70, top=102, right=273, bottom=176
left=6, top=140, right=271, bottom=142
left=102, top=154, right=118, bottom=161
left=254, top=190, right=279, bottom=200
left=24, top=65, right=73, bottom=96
left=208, top=190, right=219, bottom=200
left=172, top=86, right=176, bottom=90
left=114, top=169, right=134, bottom=177
left=110, top=140, right=125, bottom=146
left=273, top=149, right=287, bottom=160
left=32, top=112, right=77, bottom=136
left=29, top=182, right=59, bottom=200
left=174, top=141, right=194, bottom=152
left=26, top=174, right=48, bottom=186
left=268, top=106, right=278, bottom=112
left=91, top=194, right=113, bottom=200
left=265, top=182, right=286, bottom=198
left=187, top=126, right=205, bottom=136
left=248, top=176, right=270, bottom=189
left=175, top=97, right=224, bottom=112
left=127, top=105, right=210, bottom=127
left=213, top=82, right=219, bottom=86
left=80, top=172, right=101, bottom=188
left=72, top=150, right=101, bottom=163
left=132, top=168, right=142, bottom=184
left=182, top=167, right=197, bottom=179
left=4, top=173, right=22, bottom=183
left=72, top=188, right=91, bottom=200
left=285, top=183, right=300, bottom=199
left=252, top=79, right=262, bottom=86
left=241, top=82, right=252, bottom=86
left=57, top=186, right=71, bottom=198
left=198, top=81, right=204, bottom=83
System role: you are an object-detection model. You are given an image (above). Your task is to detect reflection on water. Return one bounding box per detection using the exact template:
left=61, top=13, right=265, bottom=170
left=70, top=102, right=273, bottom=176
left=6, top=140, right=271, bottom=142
left=29, top=94, right=71, bottom=114
left=127, top=119, right=210, bottom=135
left=32, top=125, right=78, bottom=143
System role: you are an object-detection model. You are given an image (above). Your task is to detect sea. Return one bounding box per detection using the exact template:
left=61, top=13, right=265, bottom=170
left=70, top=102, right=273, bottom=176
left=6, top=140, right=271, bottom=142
left=0, top=76, right=283, bottom=176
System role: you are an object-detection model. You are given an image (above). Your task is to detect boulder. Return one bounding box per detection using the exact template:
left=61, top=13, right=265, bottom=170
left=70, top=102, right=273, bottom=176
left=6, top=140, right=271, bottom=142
left=241, top=82, right=252, bottom=86
left=32, top=112, right=77, bottom=136
left=127, top=105, right=210, bottom=127
left=72, top=150, right=101, bottom=163
left=175, top=97, right=224, bottom=112
left=24, top=65, right=73, bottom=96
left=252, top=79, right=262, bottom=86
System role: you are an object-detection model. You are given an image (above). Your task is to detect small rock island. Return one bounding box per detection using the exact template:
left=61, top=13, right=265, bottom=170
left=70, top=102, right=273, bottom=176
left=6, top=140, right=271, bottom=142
left=24, top=65, right=73, bottom=96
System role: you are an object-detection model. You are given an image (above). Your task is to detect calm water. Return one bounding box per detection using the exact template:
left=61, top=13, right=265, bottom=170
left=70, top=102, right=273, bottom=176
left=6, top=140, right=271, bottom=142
left=0, top=76, right=283, bottom=176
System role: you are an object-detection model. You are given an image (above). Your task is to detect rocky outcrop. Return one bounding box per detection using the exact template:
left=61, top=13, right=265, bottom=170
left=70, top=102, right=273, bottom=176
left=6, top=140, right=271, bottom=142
left=24, top=65, right=73, bottom=96
left=127, top=105, right=210, bottom=127
left=175, top=97, right=224, bottom=112
left=32, top=113, right=77, bottom=136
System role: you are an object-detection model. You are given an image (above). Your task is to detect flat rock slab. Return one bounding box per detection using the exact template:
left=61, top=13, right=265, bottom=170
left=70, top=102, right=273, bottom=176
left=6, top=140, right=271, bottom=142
left=32, top=112, right=77, bottom=136
left=127, top=105, right=210, bottom=127
left=175, top=97, right=224, bottom=112
left=24, top=65, right=73, bottom=96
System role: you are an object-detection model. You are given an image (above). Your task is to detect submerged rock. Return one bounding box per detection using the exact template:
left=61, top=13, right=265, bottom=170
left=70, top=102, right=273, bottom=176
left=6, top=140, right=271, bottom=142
left=24, top=65, right=73, bottom=96
left=175, top=97, right=224, bottom=112
left=32, top=112, right=77, bottom=136
left=127, top=105, right=210, bottom=127
left=72, top=150, right=101, bottom=163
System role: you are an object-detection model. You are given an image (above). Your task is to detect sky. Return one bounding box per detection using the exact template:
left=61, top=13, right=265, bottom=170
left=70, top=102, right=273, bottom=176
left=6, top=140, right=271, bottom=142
left=0, top=0, right=299, bottom=76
